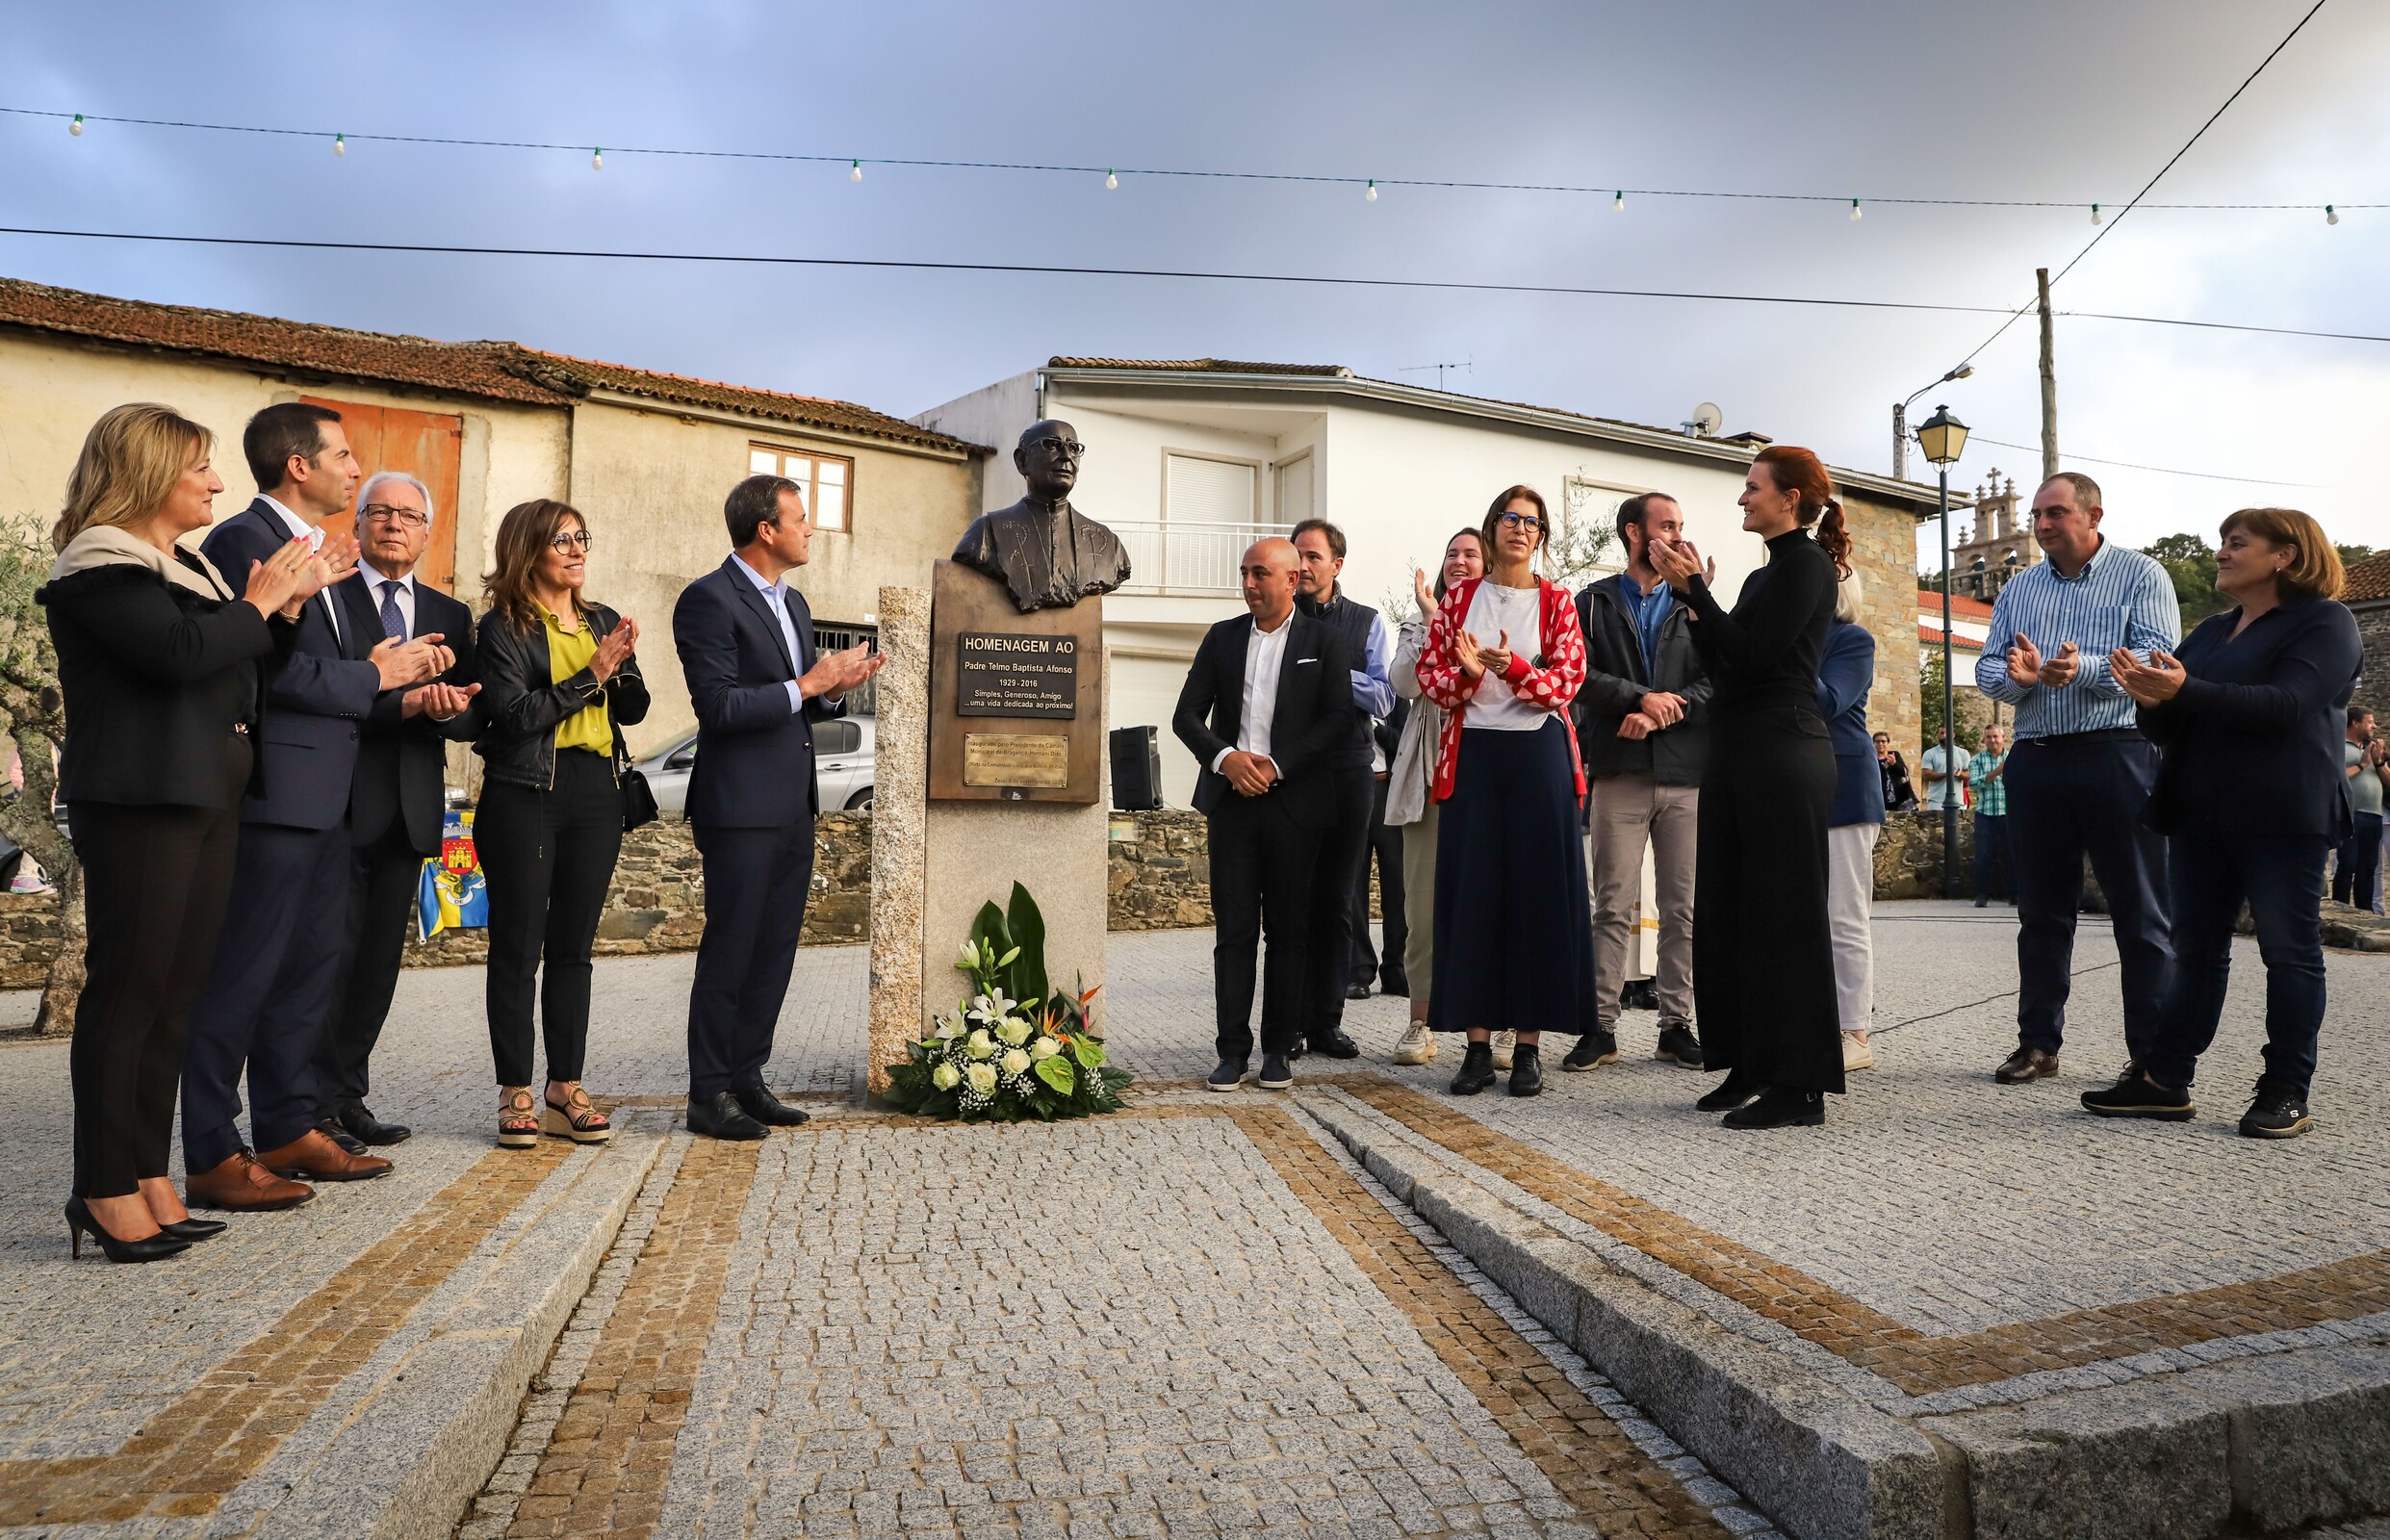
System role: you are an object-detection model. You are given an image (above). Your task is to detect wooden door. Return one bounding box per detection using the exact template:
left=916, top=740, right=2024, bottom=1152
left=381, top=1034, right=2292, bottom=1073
left=300, top=397, right=465, bottom=593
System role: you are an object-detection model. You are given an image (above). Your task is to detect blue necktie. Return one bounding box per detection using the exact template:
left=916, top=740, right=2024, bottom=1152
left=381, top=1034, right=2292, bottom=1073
left=378, top=580, right=407, bottom=642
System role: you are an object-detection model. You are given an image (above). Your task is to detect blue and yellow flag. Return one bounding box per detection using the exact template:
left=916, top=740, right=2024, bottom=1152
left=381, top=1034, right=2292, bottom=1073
left=418, top=809, right=490, bottom=938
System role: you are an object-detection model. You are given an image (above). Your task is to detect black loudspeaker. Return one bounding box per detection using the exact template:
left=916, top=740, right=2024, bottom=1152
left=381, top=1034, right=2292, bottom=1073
left=1110, top=726, right=1164, bottom=810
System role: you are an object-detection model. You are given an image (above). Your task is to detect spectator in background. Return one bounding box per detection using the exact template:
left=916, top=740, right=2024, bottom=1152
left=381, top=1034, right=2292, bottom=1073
left=1386, top=528, right=1487, bottom=1066
left=1347, top=697, right=1409, bottom=1002
left=1919, top=729, right=1964, bottom=814
left=2334, top=707, right=2386, bottom=912
left=1974, top=471, right=2181, bottom=1087
left=1571, top=491, right=1709, bottom=1074
left=1875, top=732, right=1917, bottom=811
left=1817, top=569, right=1881, bottom=1072
left=1968, top=727, right=2013, bottom=908
left=2086, top=508, right=2358, bottom=1140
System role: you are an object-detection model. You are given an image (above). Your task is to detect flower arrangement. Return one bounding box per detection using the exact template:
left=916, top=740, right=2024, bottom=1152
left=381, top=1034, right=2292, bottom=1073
left=885, top=882, right=1132, bottom=1122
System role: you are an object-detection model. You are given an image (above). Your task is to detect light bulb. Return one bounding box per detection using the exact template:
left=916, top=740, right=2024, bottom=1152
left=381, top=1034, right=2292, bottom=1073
left=1364, top=179, right=1377, bottom=202
left=1105, top=168, right=1118, bottom=190
left=333, top=133, right=347, bottom=157
left=1612, top=191, right=1623, bottom=213
left=850, top=159, right=862, bottom=182
left=1849, top=198, right=1863, bottom=221
left=69, top=114, right=84, bottom=137
left=2090, top=203, right=2101, bottom=224
left=591, top=147, right=604, bottom=170
left=2326, top=204, right=2339, bottom=226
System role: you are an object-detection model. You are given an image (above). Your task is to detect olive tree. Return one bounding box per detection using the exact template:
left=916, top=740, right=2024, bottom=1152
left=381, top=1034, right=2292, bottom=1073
left=0, top=517, right=79, bottom=1034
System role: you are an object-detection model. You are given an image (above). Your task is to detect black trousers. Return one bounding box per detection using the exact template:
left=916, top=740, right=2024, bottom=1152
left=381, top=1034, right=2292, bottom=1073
left=1347, top=774, right=1407, bottom=986
left=2004, top=737, right=2174, bottom=1058
left=69, top=797, right=241, bottom=1199
left=1207, top=791, right=1323, bottom=1059
left=184, top=816, right=352, bottom=1172
left=316, top=817, right=430, bottom=1116
left=1692, top=705, right=1843, bottom=1092
left=476, top=751, right=621, bottom=1088
left=2332, top=811, right=2381, bottom=911
left=1303, top=767, right=1375, bottom=1040
left=686, top=816, right=814, bottom=1100
left=1973, top=812, right=2013, bottom=901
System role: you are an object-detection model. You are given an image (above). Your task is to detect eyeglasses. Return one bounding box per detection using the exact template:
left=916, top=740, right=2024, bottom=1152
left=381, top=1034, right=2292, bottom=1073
left=1033, top=437, right=1088, bottom=458
left=549, top=529, right=593, bottom=552
left=1496, top=512, right=1545, bottom=531
left=360, top=503, right=428, bottom=529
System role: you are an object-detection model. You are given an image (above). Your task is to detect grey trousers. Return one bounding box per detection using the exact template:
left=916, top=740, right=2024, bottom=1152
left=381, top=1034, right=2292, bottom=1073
left=1586, top=774, right=1698, bottom=1031
left=1400, top=802, right=1440, bottom=1009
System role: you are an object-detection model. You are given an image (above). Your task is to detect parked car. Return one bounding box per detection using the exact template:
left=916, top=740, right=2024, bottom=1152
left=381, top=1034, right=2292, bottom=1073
left=632, top=715, right=875, bottom=815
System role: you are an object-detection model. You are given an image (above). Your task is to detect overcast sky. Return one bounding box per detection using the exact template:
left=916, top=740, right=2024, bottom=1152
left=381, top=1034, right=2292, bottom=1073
left=5, top=0, right=2385, bottom=563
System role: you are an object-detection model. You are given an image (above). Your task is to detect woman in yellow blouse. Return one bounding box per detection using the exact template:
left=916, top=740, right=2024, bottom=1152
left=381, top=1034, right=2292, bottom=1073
left=473, top=500, right=650, bottom=1148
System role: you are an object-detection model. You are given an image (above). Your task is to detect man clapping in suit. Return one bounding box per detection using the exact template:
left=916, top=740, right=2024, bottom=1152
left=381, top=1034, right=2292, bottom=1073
left=314, top=471, right=482, bottom=1150
left=1172, top=537, right=1354, bottom=1095
left=672, top=474, right=881, bottom=1141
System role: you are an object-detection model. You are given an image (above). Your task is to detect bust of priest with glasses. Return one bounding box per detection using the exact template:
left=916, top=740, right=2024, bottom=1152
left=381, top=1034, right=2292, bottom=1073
left=951, top=420, right=1132, bottom=612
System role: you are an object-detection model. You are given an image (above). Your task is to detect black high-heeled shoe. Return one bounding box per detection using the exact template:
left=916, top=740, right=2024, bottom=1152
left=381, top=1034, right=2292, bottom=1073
left=157, top=1217, right=228, bottom=1242
left=65, top=1195, right=193, bottom=1264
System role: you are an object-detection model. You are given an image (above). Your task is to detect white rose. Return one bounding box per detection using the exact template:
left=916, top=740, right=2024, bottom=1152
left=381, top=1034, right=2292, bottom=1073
left=965, top=1062, right=998, bottom=1095
left=1030, top=1038, right=1062, bottom=1061
left=966, top=1030, right=996, bottom=1060
left=996, top=1018, right=1032, bottom=1047
left=1000, top=1048, right=1032, bottom=1076
left=932, top=1063, right=962, bottom=1091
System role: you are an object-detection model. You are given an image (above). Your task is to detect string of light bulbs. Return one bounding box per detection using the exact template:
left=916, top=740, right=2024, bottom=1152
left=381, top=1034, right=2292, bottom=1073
left=13, top=106, right=2369, bottom=223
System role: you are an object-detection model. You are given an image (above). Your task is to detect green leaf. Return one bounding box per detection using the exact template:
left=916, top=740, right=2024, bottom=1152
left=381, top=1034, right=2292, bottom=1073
left=1070, top=1038, right=1106, bottom=1069
left=1034, top=1055, right=1076, bottom=1095
left=1004, top=883, right=1050, bottom=1008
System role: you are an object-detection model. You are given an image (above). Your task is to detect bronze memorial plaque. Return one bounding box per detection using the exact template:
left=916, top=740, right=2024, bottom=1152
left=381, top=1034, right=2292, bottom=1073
left=929, top=560, right=1103, bottom=803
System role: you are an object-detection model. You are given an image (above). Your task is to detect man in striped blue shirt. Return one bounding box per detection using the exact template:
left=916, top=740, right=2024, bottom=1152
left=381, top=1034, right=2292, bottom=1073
left=1973, top=472, right=2179, bottom=1086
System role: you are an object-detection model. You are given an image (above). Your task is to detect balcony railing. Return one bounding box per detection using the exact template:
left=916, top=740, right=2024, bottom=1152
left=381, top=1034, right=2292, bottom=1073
left=1110, top=519, right=1293, bottom=598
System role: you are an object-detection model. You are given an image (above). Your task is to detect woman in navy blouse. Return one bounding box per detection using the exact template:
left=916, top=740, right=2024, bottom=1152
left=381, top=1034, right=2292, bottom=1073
left=2082, top=507, right=2360, bottom=1139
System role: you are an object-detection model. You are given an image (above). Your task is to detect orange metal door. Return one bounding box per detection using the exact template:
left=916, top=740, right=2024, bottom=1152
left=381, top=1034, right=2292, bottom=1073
left=301, top=397, right=465, bottom=593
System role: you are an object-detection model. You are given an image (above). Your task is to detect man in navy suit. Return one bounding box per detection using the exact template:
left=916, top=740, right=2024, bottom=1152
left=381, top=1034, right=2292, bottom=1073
left=314, top=470, right=483, bottom=1150
left=184, top=403, right=453, bottom=1211
left=1172, top=537, right=1355, bottom=1094
left=672, top=474, right=881, bottom=1141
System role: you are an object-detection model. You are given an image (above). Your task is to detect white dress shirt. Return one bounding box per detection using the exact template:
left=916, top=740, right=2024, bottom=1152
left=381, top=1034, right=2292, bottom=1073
left=261, top=493, right=343, bottom=645
left=731, top=553, right=808, bottom=714
left=363, top=563, right=418, bottom=641
left=1211, top=614, right=1293, bottom=775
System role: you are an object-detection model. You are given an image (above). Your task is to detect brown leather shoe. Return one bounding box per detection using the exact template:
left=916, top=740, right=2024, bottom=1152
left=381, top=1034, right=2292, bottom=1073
left=257, top=1128, right=393, bottom=1182
left=188, top=1150, right=316, bottom=1211
left=1995, top=1046, right=2061, bottom=1084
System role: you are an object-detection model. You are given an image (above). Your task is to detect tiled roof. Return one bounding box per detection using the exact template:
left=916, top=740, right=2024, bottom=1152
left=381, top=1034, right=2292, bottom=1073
left=0, top=275, right=978, bottom=454
left=1916, top=590, right=1996, bottom=621
left=2343, top=552, right=2390, bottom=605
left=1919, top=625, right=1986, bottom=650
left=1048, top=357, right=1352, bottom=376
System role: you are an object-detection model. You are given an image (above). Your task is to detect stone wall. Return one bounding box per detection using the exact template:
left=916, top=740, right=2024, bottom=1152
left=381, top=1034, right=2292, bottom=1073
left=1106, top=810, right=1213, bottom=930
left=1873, top=810, right=1978, bottom=900
left=0, top=893, right=66, bottom=990
left=1842, top=489, right=1924, bottom=760
left=2352, top=599, right=2389, bottom=715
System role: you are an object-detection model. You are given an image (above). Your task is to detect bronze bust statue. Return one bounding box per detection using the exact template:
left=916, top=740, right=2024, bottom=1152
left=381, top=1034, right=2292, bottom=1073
left=951, top=420, right=1131, bottom=612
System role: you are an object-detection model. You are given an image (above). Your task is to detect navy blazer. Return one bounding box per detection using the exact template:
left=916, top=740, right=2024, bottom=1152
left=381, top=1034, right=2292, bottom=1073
left=200, top=500, right=380, bottom=831
left=2139, top=596, right=2363, bottom=839
left=1171, top=609, right=1353, bottom=822
left=671, top=556, right=843, bottom=830
left=340, top=572, right=481, bottom=854
left=1815, top=620, right=1883, bottom=827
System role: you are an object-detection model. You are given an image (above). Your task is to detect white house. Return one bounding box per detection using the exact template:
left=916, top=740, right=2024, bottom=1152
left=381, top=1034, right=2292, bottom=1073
left=915, top=358, right=1949, bottom=807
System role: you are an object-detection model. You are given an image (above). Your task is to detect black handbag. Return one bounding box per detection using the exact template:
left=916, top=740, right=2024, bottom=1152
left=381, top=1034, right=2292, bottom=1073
left=614, top=737, right=659, bottom=832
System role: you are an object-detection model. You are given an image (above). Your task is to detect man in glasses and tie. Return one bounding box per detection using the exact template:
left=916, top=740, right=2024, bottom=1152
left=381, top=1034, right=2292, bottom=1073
left=951, top=421, right=1133, bottom=613
left=314, top=471, right=482, bottom=1151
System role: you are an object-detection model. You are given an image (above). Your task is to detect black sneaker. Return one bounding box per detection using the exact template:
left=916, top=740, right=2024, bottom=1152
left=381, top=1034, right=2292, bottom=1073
left=1695, top=1067, right=1763, bottom=1113
left=2080, top=1068, right=2195, bottom=1121
left=1256, top=1053, right=1294, bottom=1091
left=1450, top=1041, right=1497, bottom=1096
left=1507, top=1042, right=1544, bottom=1097
left=1655, top=1022, right=1706, bottom=1070
left=1208, top=1057, right=1248, bottom=1092
left=1562, top=1033, right=1619, bottom=1071
left=2238, top=1081, right=2311, bottom=1140
left=1306, top=1029, right=1362, bottom=1060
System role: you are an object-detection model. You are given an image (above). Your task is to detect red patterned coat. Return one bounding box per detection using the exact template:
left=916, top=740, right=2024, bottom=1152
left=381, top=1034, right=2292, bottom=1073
left=1414, top=575, right=1588, bottom=803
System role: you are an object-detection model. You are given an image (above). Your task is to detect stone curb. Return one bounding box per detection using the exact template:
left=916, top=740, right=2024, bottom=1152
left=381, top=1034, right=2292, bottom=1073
left=236, top=1121, right=670, bottom=1540
left=1303, top=1094, right=2390, bottom=1540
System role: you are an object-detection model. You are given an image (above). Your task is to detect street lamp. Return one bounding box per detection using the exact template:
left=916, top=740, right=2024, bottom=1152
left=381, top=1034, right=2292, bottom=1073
left=1918, top=402, right=1970, bottom=902
left=1893, top=364, right=1974, bottom=479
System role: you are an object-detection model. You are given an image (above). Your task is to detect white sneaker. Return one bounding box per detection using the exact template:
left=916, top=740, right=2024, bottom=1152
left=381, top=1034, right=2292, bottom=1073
left=1841, top=1031, right=1874, bottom=1071
left=1394, top=1021, right=1437, bottom=1065
left=1491, top=1030, right=1516, bottom=1071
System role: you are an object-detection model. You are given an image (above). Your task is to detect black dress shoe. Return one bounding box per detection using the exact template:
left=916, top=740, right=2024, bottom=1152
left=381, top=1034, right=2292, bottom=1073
left=1450, top=1042, right=1497, bottom=1096
left=686, top=1091, right=767, bottom=1141
left=732, top=1084, right=811, bottom=1127
left=1306, top=1029, right=1362, bottom=1060
left=1506, top=1042, right=1544, bottom=1097
left=1995, top=1045, right=2061, bottom=1084
left=315, top=1117, right=371, bottom=1157
left=335, top=1103, right=413, bottom=1146
left=1379, top=967, right=1411, bottom=998
left=157, top=1216, right=228, bottom=1242
left=1345, top=981, right=1373, bottom=1001
left=1722, top=1087, right=1824, bottom=1129
left=1695, top=1067, right=1764, bottom=1113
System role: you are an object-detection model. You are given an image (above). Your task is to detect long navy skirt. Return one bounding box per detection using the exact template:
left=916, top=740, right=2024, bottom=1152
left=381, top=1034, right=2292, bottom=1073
left=1426, top=719, right=1599, bottom=1035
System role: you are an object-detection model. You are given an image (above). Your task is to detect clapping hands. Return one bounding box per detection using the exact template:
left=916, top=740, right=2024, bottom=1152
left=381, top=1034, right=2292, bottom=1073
left=2109, top=647, right=2187, bottom=706
left=589, top=616, right=639, bottom=684
left=800, top=640, right=884, bottom=701
left=2007, top=634, right=2083, bottom=688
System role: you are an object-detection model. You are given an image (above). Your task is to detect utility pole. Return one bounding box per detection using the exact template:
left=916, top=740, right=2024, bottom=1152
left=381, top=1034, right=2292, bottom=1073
left=2037, top=267, right=2058, bottom=481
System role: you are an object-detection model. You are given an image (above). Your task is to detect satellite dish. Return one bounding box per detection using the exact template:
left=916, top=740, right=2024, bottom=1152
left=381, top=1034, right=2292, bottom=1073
left=1688, top=402, right=1724, bottom=438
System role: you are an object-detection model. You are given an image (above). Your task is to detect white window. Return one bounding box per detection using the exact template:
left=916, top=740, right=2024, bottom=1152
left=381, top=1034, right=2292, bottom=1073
left=1272, top=453, right=1314, bottom=526
left=1164, top=452, right=1257, bottom=526
left=749, top=445, right=854, bottom=532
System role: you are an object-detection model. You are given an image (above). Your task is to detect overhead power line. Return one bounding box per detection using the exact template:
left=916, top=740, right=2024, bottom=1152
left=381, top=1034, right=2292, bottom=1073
left=4, top=103, right=2373, bottom=217
left=4, top=223, right=2387, bottom=346
left=1968, top=435, right=2329, bottom=488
